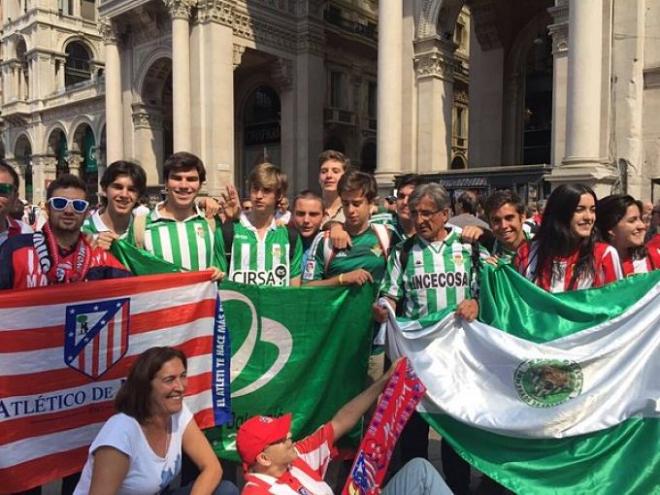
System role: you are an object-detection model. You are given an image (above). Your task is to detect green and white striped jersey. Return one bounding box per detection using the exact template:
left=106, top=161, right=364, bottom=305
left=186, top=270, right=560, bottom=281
left=81, top=211, right=132, bottom=239
left=492, top=230, right=533, bottom=265
left=226, top=213, right=302, bottom=286
left=126, top=204, right=226, bottom=272
left=380, top=226, right=484, bottom=319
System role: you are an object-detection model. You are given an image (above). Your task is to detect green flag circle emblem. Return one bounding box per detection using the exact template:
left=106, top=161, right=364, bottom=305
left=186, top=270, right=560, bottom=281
left=514, top=359, right=583, bottom=408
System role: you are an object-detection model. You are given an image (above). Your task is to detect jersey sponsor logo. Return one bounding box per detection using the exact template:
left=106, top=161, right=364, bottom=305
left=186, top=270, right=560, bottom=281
left=514, top=359, right=583, bottom=408
left=218, top=290, right=292, bottom=398
left=409, top=271, right=469, bottom=290
left=230, top=264, right=289, bottom=286
left=64, top=298, right=130, bottom=379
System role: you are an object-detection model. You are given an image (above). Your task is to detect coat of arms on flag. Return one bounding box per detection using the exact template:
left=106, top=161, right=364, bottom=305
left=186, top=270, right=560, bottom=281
left=64, top=298, right=130, bottom=379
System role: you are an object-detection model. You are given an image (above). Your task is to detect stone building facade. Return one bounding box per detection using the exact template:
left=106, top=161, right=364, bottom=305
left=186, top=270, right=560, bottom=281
left=1, top=0, right=106, bottom=203
left=3, top=0, right=659, bottom=203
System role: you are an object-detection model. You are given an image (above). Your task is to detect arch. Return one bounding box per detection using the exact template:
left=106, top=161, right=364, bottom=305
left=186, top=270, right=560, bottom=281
left=14, top=133, right=33, bottom=202
left=416, top=0, right=465, bottom=40
left=43, top=123, right=68, bottom=152
left=46, top=127, right=69, bottom=177
left=15, top=36, right=29, bottom=100
left=72, top=122, right=98, bottom=201
left=140, top=57, right=173, bottom=107
left=135, top=48, right=173, bottom=101
left=501, top=10, right=553, bottom=165
left=69, top=117, right=96, bottom=149
left=64, top=40, right=93, bottom=87
left=360, top=141, right=377, bottom=174
left=451, top=154, right=467, bottom=169
left=61, top=35, right=99, bottom=61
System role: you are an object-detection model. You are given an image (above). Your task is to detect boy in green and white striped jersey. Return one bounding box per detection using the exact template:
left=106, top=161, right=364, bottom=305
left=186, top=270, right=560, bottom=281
left=125, top=152, right=225, bottom=281
left=223, top=163, right=302, bottom=286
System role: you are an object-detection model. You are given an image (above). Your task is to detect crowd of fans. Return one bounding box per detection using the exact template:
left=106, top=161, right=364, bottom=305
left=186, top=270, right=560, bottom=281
left=1, top=151, right=659, bottom=494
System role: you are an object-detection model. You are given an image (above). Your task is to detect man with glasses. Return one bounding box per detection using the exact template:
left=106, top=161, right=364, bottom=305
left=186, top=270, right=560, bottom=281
left=0, top=174, right=130, bottom=290
left=373, top=182, right=482, bottom=495
left=0, top=160, right=32, bottom=248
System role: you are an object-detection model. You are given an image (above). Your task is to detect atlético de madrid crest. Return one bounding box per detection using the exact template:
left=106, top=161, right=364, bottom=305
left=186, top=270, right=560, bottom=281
left=514, top=359, right=583, bottom=408
left=64, top=298, right=130, bottom=379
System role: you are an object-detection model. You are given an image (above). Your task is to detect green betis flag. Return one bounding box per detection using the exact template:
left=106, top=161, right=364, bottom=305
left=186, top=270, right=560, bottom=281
left=382, top=265, right=660, bottom=494
left=111, top=239, right=181, bottom=275
left=207, top=282, right=374, bottom=461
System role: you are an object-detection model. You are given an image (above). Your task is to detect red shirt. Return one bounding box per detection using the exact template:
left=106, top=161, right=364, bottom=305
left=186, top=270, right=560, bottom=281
left=514, top=240, right=622, bottom=293
left=0, top=232, right=130, bottom=290
left=621, top=239, right=660, bottom=276
left=242, top=423, right=337, bottom=495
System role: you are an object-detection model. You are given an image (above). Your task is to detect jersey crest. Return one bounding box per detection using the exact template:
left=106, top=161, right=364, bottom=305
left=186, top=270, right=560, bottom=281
left=64, top=298, right=130, bottom=379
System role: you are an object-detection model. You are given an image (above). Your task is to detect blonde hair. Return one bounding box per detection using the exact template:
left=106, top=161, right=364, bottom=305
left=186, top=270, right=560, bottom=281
left=249, top=163, right=287, bottom=199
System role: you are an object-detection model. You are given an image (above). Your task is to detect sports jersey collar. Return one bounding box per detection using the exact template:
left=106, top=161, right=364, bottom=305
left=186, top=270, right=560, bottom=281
left=416, top=226, right=460, bottom=252
left=90, top=211, right=110, bottom=232
left=239, top=212, right=278, bottom=232
left=151, top=201, right=204, bottom=222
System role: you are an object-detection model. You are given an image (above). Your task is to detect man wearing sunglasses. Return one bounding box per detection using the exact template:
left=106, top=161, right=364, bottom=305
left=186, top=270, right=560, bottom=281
left=0, top=174, right=130, bottom=290
left=0, top=160, right=32, bottom=248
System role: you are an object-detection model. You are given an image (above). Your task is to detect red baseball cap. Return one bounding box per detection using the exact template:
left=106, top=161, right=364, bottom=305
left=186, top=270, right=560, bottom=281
left=237, top=413, right=292, bottom=467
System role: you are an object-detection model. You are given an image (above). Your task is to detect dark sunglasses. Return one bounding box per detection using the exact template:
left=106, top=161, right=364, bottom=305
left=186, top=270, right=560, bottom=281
left=48, top=196, right=89, bottom=213
left=0, top=183, right=17, bottom=196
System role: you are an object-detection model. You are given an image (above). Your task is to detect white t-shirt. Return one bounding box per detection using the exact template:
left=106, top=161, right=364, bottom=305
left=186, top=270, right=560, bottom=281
left=74, top=404, right=193, bottom=495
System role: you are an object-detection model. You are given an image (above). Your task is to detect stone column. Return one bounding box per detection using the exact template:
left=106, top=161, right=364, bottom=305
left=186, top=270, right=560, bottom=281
left=295, top=22, right=325, bottom=191
left=548, top=0, right=569, bottom=167
left=165, top=0, right=194, bottom=153
left=564, top=0, right=603, bottom=164
left=376, top=0, right=403, bottom=187
left=272, top=57, right=295, bottom=190
left=132, top=103, right=164, bottom=185
left=414, top=39, right=455, bottom=173
left=31, top=155, right=57, bottom=204
left=99, top=18, right=124, bottom=164
left=68, top=152, right=83, bottom=178
left=189, top=1, right=235, bottom=194
left=54, top=56, right=66, bottom=92
left=549, top=0, right=615, bottom=195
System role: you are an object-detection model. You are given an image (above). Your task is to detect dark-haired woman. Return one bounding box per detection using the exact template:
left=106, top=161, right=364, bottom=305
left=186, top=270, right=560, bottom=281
left=74, top=347, right=237, bottom=495
left=514, top=184, right=622, bottom=292
left=596, top=194, right=660, bottom=276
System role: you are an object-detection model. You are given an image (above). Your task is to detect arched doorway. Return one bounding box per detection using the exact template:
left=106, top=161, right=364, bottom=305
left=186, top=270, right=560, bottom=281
left=242, top=86, right=281, bottom=192
left=360, top=141, right=376, bottom=174
left=522, top=32, right=553, bottom=164
left=451, top=155, right=467, bottom=169
left=47, top=128, right=68, bottom=177
left=72, top=123, right=98, bottom=203
left=140, top=58, right=173, bottom=181
left=14, top=135, right=32, bottom=202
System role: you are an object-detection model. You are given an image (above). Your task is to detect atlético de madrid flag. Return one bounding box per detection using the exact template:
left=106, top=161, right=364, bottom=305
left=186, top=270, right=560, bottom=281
left=0, top=272, right=231, bottom=493
left=382, top=265, right=660, bottom=494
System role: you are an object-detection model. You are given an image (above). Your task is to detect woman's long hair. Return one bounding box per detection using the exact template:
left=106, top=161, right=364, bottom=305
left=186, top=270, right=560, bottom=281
left=114, top=346, right=187, bottom=424
left=532, top=184, right=598, bottom=289
left=596, top=194, right=647, bottom=260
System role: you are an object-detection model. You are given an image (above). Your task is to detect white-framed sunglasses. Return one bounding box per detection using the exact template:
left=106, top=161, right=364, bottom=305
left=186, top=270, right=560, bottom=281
left=47, top=196, right=90, bottom=213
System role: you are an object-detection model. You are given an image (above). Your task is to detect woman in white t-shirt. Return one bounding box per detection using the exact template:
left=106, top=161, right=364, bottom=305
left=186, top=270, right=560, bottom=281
left=74, top=347, right=238, bottom=495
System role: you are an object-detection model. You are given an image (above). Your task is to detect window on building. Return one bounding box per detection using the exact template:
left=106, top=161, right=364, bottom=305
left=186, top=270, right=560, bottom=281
left=367, top=81, right=377, bottom=118
left=58, top=0, right=75, bottom=15
left=454, top=106, right=466, bottom=138
left=81, top=0, right=95, bottom=21
left=65, top=41, right=92, bottom=87
left=330, top=71, right=345, bottom=109
left=454, top=22, right=465, bottom=50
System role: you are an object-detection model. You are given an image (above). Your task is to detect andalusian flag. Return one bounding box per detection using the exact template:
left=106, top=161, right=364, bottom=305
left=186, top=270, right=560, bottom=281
left=381, top=265, right=660, bottom=494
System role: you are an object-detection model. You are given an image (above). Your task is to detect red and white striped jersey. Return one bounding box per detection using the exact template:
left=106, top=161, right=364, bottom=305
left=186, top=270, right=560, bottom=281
left=242, top=422, right=337, bottom=495
left=621, top=240, right=660, bottom=277
left=514, top=240, right=623, bottom=293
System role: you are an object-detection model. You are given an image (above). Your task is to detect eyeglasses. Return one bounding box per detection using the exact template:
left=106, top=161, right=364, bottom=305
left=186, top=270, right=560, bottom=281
left=0, top=183, right=17, bottom=196
left=48, top=196, right=89, bottom=213
left=410, top=209, right=441, bottom=219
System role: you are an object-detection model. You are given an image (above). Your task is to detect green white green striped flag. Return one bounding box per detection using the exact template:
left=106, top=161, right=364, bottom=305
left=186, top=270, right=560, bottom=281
left=381, top=265, right=660, bottom=494
left=207, top=282, right=375, bottom=461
